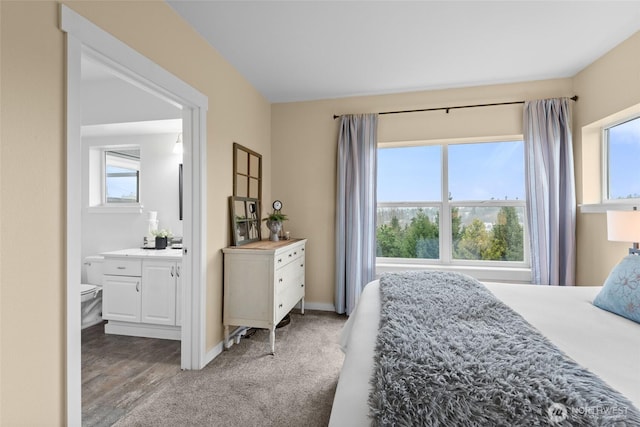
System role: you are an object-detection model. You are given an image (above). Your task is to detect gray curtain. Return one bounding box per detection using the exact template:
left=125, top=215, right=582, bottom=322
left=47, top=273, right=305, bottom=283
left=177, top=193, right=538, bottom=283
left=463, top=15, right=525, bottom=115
left=335, top=114, right=378, bottom=315
left=523, top=98, right=576, bottom=286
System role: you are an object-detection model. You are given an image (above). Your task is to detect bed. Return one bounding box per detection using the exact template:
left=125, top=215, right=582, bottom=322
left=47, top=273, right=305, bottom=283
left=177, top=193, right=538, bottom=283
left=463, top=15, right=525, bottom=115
left=329, top=271, right=640, bottom=426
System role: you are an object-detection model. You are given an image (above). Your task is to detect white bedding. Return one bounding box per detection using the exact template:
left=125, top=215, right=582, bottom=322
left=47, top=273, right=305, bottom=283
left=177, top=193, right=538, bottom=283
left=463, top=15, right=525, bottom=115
left=329, top=280, right=640, bottom=427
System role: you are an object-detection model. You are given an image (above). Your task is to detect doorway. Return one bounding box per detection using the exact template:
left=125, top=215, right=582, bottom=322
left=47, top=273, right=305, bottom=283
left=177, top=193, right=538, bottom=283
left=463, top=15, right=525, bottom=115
left=62, top=6, right=208, bottom=426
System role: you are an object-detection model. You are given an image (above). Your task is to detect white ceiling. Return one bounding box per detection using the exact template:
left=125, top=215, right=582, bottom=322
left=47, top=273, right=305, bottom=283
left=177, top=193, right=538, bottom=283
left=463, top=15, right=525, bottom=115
left=81, top=55, right=183, bottom=136
left=166, top=0, right=640, bottom=103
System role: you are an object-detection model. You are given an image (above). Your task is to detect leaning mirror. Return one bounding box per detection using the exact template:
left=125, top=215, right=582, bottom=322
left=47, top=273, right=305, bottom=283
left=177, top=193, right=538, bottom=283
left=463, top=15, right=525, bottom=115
left=231, top=143, right=263, bottom=245
left=229, top=196, right=261, bottom=245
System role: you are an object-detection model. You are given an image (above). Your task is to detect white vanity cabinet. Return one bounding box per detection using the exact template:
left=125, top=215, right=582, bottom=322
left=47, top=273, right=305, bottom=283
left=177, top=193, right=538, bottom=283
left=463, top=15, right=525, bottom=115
left=101, top=249, right=182, bottom=340
left=222, top=238, right=307, bottom=354
left=102, top=259, right=142, bottom=323
left=141, top=260, right=180, bottom=326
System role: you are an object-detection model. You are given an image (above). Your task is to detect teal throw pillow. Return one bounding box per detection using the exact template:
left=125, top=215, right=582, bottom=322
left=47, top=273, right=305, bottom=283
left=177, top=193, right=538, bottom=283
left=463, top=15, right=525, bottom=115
left=593, top=255, right=640, bottom=324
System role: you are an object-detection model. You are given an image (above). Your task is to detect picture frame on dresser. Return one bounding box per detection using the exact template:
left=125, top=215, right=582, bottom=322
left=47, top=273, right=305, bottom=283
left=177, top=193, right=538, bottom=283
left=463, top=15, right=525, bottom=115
left=229, top=196, right=261, bottom=246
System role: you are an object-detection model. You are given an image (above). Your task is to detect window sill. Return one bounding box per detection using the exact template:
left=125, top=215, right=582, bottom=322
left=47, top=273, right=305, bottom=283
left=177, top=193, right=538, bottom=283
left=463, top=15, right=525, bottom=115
left=579, top=202, right=640, bottom=214
left=376, top=262, right=532, bottom=284
left=87, top=204, right=143, bottom=214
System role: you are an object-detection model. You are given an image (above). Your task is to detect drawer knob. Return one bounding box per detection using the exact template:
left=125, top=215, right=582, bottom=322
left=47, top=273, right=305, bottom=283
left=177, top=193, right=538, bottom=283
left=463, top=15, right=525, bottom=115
left=279, top=278, right=283, bottom=283
left=300, top=284, right=304, bottom=288
left=279, top=303, right=283, bottom=308
left=278, top=258, right=282, bottom=263
left=288, top=253, right=292, bottom=258
left=300, top=263, right=304, bottom=267
left=117, top=266, right=126, bottom=270
left=293, top=251, right=297, bottom=255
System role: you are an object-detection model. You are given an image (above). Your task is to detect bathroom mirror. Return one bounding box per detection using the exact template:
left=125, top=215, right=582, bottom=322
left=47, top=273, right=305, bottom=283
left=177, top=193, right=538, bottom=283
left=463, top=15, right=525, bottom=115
left=229, top=196, right=261, bottom=245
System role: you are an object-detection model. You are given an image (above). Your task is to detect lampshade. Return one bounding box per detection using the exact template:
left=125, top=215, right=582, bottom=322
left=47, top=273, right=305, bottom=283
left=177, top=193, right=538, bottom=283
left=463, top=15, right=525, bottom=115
left=606, top=210, right=640, bottom=243
left=173, top=133, right=183, bottom=154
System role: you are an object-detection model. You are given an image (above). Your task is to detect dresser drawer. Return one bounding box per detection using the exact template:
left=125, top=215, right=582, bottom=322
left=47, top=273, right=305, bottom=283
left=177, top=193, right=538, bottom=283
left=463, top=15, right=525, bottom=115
left=275, top=259, right=305, bottom=293
left=275, top=282, right=303, bottom=322
left=274, top=243, right=305, bottom=269
left=103, top=258, right=142, bottom=276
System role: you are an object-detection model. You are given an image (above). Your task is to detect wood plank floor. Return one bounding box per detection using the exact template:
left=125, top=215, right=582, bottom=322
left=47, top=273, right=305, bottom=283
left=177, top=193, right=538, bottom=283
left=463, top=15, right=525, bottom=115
left=82, top=321, right=181, bottom=427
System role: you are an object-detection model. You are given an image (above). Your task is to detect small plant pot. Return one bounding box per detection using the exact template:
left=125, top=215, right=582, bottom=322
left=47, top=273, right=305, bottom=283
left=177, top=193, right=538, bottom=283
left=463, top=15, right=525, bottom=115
left=155, top=236, right=168, bottom=249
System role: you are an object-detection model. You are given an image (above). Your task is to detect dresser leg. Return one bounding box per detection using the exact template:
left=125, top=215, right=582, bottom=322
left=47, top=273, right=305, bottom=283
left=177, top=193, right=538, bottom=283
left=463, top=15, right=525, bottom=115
left=269, top=327, right=276, bottom=355
left=301, top=298, right=305, bottom=315
left=224, top=325, right=230, bottom=350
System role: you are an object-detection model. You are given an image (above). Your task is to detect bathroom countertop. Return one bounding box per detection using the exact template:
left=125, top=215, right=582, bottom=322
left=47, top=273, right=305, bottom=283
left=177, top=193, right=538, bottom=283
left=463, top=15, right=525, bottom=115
left=101, top=247, right=183, bottom=260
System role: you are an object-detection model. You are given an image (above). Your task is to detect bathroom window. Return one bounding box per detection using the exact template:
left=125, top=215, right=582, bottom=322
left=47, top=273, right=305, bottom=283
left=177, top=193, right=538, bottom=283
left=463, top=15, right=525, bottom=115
left=603, top=115, right=640, bottom=201
left=104, top=149, right=140, bottom=204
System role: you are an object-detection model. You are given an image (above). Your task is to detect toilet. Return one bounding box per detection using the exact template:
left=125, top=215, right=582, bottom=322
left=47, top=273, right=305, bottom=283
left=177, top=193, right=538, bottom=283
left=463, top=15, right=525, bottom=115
left=81, top=255, right=104, bottom=329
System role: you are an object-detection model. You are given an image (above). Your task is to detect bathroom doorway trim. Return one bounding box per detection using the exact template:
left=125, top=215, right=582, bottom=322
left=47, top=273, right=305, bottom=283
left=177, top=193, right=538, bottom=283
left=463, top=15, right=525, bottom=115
left=61, top=5, right=208, bottom=426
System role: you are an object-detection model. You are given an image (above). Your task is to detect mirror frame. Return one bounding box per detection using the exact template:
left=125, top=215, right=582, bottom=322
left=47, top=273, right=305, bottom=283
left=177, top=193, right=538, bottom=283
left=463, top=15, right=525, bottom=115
left=231, top=143, right=263, bottom=245
left=233, top=142, right=262, bottom=200
left=229, top=196, right=261, bottom=246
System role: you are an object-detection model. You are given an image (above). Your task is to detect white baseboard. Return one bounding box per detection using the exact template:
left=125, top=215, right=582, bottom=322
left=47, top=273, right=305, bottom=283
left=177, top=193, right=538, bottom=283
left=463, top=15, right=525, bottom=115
left=299, top=301, right=335, bottom=312
left=105, top=321, right=181, bottom=340
left=203, top=326, right=247, bottom=366
left=203, top=340, right=224, bottom=367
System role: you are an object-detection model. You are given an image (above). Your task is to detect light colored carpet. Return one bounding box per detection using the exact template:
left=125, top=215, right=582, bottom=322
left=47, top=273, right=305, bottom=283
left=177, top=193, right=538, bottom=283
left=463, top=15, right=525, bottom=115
left=114, top=311, right=347, bottom=427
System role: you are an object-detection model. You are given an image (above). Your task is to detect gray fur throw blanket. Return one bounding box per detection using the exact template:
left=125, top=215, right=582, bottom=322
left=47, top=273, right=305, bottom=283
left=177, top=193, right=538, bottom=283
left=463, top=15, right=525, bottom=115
left=369, top=271, right=640, bottom=426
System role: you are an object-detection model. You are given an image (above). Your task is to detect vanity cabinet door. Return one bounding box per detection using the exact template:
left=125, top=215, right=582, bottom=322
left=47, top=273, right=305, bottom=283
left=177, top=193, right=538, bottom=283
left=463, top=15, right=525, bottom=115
left=175, top=263, right=182, bottom=327
left=141, top=260, right=176, bottom=326
left=102, top=275, right=141, bottom=322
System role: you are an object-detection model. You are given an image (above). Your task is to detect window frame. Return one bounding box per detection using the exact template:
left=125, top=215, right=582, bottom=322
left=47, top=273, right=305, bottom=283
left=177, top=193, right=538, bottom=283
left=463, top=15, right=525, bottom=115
left=103, top=149, right=140, bottom=204
left=376, top=138, right=530, bottom=271
left=602, top=114, right=640, bottom=204
left=86, top=146, right=143, bottom=214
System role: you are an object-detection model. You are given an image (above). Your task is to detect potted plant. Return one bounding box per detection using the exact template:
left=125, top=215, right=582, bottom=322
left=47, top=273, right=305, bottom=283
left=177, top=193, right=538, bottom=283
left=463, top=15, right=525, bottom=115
left=263, top=212, right=288, bottom=241
left=152, top=229, right=172, bottom=249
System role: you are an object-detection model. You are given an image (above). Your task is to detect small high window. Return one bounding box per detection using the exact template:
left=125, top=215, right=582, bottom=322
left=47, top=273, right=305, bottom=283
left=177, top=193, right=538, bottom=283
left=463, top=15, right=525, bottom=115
left=604, top=116, right=640, bottom=201
left=104, top=149, right=140, bottom=204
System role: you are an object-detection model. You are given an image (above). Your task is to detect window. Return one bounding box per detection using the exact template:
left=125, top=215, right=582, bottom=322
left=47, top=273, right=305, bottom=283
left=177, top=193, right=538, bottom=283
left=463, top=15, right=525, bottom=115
left=376, top=140, right=528, bottom=267
left=104, top=149, right=140, bottom=204
left=604, top=115, right=640, bottom=201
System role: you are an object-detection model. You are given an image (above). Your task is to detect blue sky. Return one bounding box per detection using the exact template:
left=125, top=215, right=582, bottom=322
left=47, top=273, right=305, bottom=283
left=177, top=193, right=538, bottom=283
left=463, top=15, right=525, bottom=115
left=608, top=117, right=640, bottom=199
left=377, top=141, right=525, bottom=202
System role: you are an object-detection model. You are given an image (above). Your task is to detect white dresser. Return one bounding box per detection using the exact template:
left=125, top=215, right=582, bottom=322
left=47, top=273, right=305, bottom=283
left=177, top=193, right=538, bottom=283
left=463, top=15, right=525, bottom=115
left=101, top=248, right=183, bottom=340
left=222, top=238, right=307, bottom=354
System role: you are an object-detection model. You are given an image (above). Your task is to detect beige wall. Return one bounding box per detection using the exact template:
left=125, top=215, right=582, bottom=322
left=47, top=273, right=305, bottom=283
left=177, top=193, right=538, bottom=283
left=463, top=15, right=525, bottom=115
left=1, top=0, right=637, bottom=423
left=271, top=79, right=573, bottom=305
left=0, top=1, right=271, bottom=425
left=573, top=31, right=640, bottom=285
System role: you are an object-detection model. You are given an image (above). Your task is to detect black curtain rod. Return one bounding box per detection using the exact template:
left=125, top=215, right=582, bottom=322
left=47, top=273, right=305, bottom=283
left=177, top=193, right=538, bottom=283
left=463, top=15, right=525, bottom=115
left=332, top=95, right=579, bottom=120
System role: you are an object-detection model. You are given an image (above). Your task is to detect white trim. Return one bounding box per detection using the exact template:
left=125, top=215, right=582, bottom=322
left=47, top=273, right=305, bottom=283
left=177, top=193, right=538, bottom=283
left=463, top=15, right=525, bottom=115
left=303, top=302, right=336, bottom=312
left=580, top=202, right=640, bottom=214
left=376, top=262, right=532, bottom=284
left=61, top=5, right=209, bottom=425
left=87, top=205, right=143, bottom=214
left=65, top=33, right=83, bottom=427
left=105, top=321, right=181, bottom=340
left=61, top=8, right=206, bottom=109
left=204, top=341, right=225, bottom=366
left=602, top=114, right=640, bottom=203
